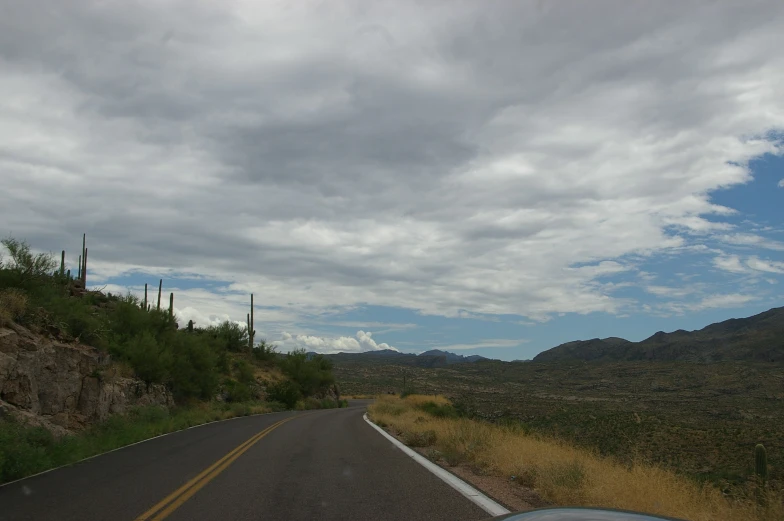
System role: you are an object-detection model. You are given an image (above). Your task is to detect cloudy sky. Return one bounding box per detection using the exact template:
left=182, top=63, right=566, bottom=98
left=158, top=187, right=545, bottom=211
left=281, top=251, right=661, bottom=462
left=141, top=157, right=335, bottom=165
left=2, top=0, right=783, bottom=359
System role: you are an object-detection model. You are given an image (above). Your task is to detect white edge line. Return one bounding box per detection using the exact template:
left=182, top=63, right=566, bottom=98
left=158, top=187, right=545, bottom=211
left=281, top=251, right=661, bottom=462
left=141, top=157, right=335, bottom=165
left=363, top=413, right=510, bottom=517
left=0, top=409, right=293, bottom=489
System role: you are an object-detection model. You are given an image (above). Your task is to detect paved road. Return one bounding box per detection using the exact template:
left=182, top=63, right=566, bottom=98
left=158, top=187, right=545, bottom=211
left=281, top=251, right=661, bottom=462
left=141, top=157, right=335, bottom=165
left=0, top=401, right=491, bottom=521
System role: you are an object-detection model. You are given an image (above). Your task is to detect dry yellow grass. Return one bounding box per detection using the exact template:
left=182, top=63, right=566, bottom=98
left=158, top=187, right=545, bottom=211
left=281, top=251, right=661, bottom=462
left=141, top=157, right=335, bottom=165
left=0, top=288, right=27, bottom=326
left=369, top=395, right=783, bottom=521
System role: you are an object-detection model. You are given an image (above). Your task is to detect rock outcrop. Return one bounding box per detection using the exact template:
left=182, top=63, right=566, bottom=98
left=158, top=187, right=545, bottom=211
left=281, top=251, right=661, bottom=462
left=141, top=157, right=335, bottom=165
left=0, top=322, right=172, bottom=435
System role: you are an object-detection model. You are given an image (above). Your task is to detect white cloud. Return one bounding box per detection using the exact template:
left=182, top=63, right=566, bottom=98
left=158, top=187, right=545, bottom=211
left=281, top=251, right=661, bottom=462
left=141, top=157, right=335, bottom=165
left=694, top=294, right=757, bottom=310
left=274, top=330, right=397, bottom=354
left=660, top=293, right=758, bottom=314
left=645, top=285, right=697, bottom=298
left=746, top=256, right=784, bottom=274
left=713, top=253, right=784, bottom=275
left=1, top=1, right=784, bottom=326
left=718, top=233, right=784, bottom=251
left=778, top=179, right=784, bottom=188
left=712, top=255, right=749, bottom=274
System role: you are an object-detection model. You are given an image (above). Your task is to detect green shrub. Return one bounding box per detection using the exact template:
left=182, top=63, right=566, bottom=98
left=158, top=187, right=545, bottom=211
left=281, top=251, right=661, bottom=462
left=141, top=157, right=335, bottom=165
left=123, top=332, right=171, bottom=386
left=224, top=379, right=253, bottom=403
left=109, top=297, right=173, bottom=343
left=0, top=238, right=57, bottom=284
left=277, top=349, right=334, bottom=398
left=25, top=287, right=108, bottom=346
left=252, top=340, right=278, bottom=362
left=267, top=380, right=302, bottom=409
left=204, top=321, right=248, bottom=352
left=418, top=401, right=459, bottom=418
left=166, top=334, right=219, bottom=400
left=233, top=359, right=255, bottom=385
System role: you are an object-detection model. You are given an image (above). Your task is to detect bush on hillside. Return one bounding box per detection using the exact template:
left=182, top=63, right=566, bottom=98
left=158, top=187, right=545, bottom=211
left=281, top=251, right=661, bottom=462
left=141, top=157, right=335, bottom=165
left=204, top=321, right=248, bottom=352
left=0, top=238, right=58, bottom=285
left=277, top=349, right=335, bottom=398
left=223, top=379, right=253, bottom=403
left=266, top=380, right=302, bottom=409
left=232, top=359, right=255, bottom=385
left=0, top=237, right=339, bottom=408
left=123, top=332, right=171, bottom=387
left=252, top=339, right=278, bottom=362
left=0, top=288, right=27, bottom=326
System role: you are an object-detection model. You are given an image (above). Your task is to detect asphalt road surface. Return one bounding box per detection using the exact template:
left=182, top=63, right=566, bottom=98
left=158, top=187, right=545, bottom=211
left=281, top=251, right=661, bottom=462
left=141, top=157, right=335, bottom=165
left=0, top=401, right=491, bottom=521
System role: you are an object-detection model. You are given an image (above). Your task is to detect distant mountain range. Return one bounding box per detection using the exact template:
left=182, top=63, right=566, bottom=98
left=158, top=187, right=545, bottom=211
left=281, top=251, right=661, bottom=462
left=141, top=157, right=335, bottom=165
left=319, top=305, right=784, bottom=366
left=418, top=349, right=488, bottom=363
left=319, top=348, right=489, bottom=367
left=533, top=305, right=784, bottom=363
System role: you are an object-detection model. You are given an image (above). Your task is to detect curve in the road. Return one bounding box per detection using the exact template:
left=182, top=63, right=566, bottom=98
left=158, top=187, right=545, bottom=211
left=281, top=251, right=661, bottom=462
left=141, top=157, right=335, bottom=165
left=0, top=402, right=492, bottom=521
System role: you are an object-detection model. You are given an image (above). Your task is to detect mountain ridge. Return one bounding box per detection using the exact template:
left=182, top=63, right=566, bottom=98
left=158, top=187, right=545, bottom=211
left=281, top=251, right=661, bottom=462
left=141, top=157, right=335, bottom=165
left=533, top=305, right=784, bottom=362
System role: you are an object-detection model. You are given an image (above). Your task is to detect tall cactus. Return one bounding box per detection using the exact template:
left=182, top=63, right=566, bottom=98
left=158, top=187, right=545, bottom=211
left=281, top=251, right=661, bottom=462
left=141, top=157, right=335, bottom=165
left=77, top=254, right=82, bottom=281
left=157, top=279, right=162, bottom=311
left=143, top=283, right=148, bottom=310
left=755, top=444, right=768, bottom=481
left=169, top=292, right=174, bottom=318
left=81, top=234, right=87, bottom=287
left=60, top=250, right=65, bottom=277
left=249, top=293, right=254, bottom=352
left=187, top=319, right=194, bottom=332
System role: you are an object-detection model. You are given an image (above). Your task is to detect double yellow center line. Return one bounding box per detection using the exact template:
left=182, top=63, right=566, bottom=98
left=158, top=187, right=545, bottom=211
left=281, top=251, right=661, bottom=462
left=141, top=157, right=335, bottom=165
left=134, top=417, right=293, bottom=521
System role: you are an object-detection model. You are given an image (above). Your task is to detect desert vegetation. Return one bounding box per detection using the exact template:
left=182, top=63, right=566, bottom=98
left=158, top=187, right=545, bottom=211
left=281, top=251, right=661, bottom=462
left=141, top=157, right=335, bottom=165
left=336, top=358, right=784, bottom=491
left=369, top=394, right=783, bottom=521
left=0, top=236, right=344, bottom=483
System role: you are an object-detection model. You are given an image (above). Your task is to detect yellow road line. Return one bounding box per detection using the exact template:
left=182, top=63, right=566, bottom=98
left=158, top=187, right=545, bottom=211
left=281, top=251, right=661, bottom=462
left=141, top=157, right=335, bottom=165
left=134, top=417, right=293, bottom=521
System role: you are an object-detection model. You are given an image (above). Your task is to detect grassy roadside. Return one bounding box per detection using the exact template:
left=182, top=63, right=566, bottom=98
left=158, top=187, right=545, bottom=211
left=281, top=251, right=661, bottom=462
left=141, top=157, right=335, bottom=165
left=0, top=401, right=279, bottom=484
left=368, top=395, right=784, bottom=521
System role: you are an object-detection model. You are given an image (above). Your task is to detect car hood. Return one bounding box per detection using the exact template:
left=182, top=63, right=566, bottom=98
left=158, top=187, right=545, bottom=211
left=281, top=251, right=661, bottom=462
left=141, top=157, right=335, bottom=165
left=488, top=507, right=687, bottom=521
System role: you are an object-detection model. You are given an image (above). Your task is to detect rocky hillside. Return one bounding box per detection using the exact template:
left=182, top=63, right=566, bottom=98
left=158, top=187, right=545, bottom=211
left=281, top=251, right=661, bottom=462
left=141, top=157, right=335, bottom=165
left=534, top=306, right=784, bottom=363
left=418, top=349, right=488, bottom=363
left=0, top=322, right=172, bottom=435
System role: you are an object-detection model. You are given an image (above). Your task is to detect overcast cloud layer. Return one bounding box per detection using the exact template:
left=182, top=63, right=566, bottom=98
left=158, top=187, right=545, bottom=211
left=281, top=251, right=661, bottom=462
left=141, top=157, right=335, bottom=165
left=2, top=1, right=783, bottom=353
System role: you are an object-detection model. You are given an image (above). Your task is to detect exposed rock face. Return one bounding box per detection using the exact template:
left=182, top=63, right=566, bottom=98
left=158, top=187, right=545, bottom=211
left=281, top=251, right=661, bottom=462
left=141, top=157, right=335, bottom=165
left=0, top=323, right=173, bottom=434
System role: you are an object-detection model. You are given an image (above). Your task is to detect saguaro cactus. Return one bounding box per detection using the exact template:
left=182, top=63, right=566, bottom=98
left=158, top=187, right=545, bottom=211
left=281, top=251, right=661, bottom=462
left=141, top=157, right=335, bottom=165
left=157, top=279, right=162, bottom=311
left=143, top=283, right=148, bottom=310
left=187, top=319, right=194, bottom=332
left=60, top=251, right=65, bottom=276
left=82, top=247, right=88, bottom=287
left=755, top=444, right=768, bottom=481
left=169, top=292, right=174, bottom=318
left=77, top=255, right=82, bottom=281
left=81, top=234, right=87, bottom=287
left=249, top=293, right=255, bottom=352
